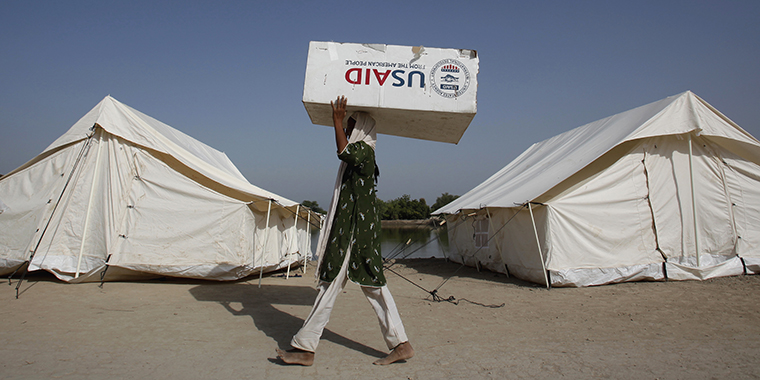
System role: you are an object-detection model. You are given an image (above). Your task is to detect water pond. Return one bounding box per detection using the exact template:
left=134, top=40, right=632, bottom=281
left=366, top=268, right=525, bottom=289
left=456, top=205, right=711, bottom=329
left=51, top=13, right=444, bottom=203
left=308, top=225, right=450, bottom=260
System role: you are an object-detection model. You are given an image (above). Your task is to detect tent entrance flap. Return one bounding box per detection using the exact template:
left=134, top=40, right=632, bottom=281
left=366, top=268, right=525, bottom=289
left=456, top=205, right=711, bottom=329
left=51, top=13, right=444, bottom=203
left=76, top=128, right=104, bottom=278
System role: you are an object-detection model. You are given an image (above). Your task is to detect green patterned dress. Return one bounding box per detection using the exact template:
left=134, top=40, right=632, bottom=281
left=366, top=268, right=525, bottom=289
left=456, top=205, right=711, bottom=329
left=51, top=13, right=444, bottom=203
left=318, top=141, right=385, bottom=287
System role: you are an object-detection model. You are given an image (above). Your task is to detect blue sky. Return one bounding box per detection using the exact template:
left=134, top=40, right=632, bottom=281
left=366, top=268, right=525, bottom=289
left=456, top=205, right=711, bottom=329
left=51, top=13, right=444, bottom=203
left=1, top=1, right=758, bottom=208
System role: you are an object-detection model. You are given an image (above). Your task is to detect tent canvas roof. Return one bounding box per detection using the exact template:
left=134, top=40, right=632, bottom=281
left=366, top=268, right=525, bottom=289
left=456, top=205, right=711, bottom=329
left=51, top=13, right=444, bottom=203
left=34, top=96, right=297, bottom=208
left=436, top=91, right=760, bottom=213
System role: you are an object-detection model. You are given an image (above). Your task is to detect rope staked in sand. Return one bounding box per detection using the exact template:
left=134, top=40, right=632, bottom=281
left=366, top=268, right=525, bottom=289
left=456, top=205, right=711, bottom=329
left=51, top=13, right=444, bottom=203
left=382, top=204, right=527, bottom=308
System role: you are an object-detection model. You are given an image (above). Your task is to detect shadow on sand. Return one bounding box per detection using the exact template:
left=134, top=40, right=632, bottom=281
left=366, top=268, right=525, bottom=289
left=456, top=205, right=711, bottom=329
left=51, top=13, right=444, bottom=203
left=188, top=282, right=387, bottom=360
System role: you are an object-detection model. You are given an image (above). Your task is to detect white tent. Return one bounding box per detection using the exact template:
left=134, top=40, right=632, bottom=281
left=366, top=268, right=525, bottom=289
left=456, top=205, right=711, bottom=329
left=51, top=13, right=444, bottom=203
left=435, top=91, right=760, bottom=287
left=0, top=96, right=320, bottom=282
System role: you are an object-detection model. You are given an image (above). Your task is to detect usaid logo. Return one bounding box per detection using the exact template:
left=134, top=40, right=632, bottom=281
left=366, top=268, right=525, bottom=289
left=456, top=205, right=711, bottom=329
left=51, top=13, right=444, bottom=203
left=430, top=59, right=470, bottom=98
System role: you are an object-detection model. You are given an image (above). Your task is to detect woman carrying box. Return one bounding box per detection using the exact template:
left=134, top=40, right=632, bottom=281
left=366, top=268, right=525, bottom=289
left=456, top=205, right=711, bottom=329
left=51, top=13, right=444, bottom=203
left=276, top=95, right=414, bottom=366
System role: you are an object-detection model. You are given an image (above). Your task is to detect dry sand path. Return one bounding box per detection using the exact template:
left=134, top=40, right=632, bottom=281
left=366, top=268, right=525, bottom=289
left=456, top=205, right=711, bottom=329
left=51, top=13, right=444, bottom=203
left=2, top=259, right=759, bottom=379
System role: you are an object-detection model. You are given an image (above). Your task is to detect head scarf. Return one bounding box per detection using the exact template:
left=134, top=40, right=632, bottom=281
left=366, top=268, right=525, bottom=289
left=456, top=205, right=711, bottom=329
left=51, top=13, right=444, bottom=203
left=346, top=111, right=377, bottom=150
left=314, top=111, right=377, bottom=279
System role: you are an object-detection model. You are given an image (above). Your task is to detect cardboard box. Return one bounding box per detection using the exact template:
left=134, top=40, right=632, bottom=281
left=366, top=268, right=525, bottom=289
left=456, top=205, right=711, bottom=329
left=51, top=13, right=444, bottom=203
left=303, top=41, right=478, bottom=144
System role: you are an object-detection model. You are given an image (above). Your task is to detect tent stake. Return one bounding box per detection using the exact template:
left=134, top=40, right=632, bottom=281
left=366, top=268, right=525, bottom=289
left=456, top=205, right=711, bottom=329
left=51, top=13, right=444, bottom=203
left=528, top=202, right=550, bottom=289
left=258, top=200, right=273, bottom=288
left=99, top=254, right=112, bottom=288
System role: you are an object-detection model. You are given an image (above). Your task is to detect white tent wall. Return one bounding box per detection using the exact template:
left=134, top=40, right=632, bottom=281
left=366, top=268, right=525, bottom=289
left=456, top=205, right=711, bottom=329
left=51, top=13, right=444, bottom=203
left=5, top=130, right=289, bottom=282
left=0, top=139, right=90, bottom=276
left=643, top=134, right=744, bottom=280
left=0, top=96, right=319, bottom=282
left=252, top=205, right=300, bottom=274
left=299, top=213, right=317, bottom=260
left=493, top=206, right=550, bottom=285
left=438, top=91, right=760, bottom=287
left=539, top=141, right=664, bottom=286
left=283, top=206, right=301, bottom=270
left=279, top=206, right=317, bottom=272
left=446, top=133, right=758, bottom=287
left=108, top=143, right=258, bottom=281
left=444, top=140, right=667, bottom=287
left=28, top=135, right=111, bottom=281
left=722, top=150, right=760, bottom=274
left=443, top=206, right=552, bottom=285
left=445, top=210, right=505, bottom=273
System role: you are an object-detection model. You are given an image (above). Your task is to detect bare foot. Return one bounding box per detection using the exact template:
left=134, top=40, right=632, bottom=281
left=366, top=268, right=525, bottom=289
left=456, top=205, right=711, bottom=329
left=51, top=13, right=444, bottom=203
left=373, top=341, right=414, bottom=365
left=275, top=348, right=315, bottom=366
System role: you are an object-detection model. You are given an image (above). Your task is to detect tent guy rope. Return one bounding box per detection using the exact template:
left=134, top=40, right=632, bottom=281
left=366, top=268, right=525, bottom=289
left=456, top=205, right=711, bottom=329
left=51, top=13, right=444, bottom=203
left=382, top=203, right=532, bottom=307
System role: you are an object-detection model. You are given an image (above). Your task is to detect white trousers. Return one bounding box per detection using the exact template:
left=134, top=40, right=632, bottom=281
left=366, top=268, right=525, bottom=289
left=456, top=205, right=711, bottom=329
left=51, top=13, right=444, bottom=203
left=291, top=247, right=408, bottom=352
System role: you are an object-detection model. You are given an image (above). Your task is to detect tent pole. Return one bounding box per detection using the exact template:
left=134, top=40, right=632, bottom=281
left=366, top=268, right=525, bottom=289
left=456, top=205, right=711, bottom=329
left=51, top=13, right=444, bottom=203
left=436, top=217, right=450, bottom=262
left=76, top=130, right=104, bottom=279
left=528, top=203, right=550, bottom=289
left=286, top=205, right=299, bottom=279
left=258, top=200, right=272, bottom=288
left=485, top=207, right=495, bottom=250
left=303, top=211, right=311, bottom=273
left=249, top=202, right=255, bottom=271
left=688, top=133, right=700, bottom=267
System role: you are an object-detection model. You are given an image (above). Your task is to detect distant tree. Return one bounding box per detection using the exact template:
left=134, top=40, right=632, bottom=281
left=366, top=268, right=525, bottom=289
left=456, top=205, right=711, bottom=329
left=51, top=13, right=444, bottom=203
left=301, top=200, right=326, bottom=214
left=431, top=192, right=460, bottom=212
left=376, top=198, right=388, bottom=218
left=381, top=194, right=430, bottom=220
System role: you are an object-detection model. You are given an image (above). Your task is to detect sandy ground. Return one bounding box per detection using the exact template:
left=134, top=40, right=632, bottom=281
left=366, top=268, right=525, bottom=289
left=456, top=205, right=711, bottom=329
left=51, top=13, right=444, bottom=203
left=2, top=259, right=759, bottom=380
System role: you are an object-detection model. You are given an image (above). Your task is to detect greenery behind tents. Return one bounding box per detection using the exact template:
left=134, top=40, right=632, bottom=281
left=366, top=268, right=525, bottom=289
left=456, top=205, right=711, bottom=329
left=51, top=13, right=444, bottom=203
left=303, top=193, right=459, bottom=220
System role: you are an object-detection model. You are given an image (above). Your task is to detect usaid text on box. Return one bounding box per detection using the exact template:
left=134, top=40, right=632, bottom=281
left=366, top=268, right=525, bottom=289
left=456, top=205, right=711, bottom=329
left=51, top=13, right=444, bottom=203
left=342, top=59, right=472, bottom=99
